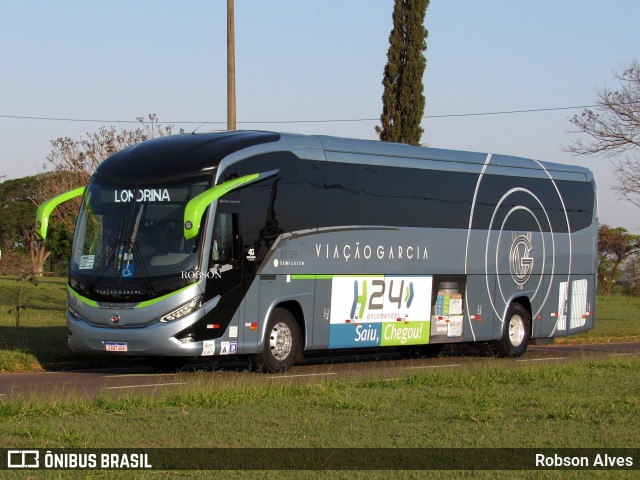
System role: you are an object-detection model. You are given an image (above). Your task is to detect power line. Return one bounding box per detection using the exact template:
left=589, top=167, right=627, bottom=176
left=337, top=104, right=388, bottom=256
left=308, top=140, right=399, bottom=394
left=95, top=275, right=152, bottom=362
left=0, top=104, right=598, bottom=126
left=423, top=105, right=597, bottom=118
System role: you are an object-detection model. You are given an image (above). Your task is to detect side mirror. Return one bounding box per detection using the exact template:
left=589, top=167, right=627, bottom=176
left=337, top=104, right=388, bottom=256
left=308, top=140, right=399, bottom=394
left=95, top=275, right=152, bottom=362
left=35, top=187, right=85, bottom=239
left=183, top=170, right=278, bottom=240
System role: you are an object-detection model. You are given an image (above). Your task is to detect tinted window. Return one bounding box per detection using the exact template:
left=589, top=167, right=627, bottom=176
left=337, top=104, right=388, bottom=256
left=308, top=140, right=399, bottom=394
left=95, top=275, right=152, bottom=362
left=472, top=175, right=594, bottom=232
left=224, top=153, right=594, bottom=235
left=299, top=162, right=361, bottom=227
left=358, top=165, right=476, bottom=228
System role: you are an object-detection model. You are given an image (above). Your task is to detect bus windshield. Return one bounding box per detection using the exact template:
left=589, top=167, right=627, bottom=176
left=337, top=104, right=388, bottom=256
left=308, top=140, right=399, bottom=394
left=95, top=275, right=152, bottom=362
left=69, top=176, right=211, bottom=302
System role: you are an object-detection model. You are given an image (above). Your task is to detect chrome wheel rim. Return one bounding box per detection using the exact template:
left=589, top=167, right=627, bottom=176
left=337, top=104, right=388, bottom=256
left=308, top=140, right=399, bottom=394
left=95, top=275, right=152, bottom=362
left=269, top=322, right=293, bottom=360
left=508, top=314, right=526, bottom=347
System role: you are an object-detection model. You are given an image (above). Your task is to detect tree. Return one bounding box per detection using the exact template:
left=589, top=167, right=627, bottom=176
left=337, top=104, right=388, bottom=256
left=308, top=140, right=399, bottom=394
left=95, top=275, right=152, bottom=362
left=625, top=253, right=640, bottom=296
left=597, top=224, right=640, bottom=295
left=0, top=176, right=36, bottom=246
left=567, top=60, right=640, bottom=207
left=38, top=114, right=178, bottom=229
left=37, top=113, right=177, bottom=245
left=0, top=175, right=49, bottom=276
left=0, top=114, right=178, bottom=276
left=376, top=0, right=429, bottom=146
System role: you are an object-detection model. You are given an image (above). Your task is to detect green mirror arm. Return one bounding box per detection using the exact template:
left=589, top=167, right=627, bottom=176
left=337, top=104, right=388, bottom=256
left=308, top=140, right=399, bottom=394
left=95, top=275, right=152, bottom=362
left=35, top=187, right=86, bottom=239
left=183, top=170, right=278, bottom=240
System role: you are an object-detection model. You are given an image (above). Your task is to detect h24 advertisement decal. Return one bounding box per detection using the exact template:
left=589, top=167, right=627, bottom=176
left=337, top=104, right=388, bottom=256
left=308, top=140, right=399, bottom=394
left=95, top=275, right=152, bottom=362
left=329, top=276, right=432, bottom=348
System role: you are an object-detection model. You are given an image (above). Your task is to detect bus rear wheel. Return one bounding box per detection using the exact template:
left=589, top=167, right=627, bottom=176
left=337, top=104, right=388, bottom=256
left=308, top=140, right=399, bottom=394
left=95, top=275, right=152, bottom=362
left=492, top=303, right=530, bottom=357
left=253, top=308, right=301, bottom=373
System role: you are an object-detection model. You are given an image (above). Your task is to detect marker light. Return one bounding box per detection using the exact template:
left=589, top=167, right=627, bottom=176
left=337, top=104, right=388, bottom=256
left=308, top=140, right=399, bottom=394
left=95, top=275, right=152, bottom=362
left=160, top=296, right=202, bottom=322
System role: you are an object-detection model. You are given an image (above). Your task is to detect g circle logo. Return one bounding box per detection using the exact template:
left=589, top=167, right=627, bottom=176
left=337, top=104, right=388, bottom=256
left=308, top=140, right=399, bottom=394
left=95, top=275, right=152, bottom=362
left=509, top=233, right=534, bottom=290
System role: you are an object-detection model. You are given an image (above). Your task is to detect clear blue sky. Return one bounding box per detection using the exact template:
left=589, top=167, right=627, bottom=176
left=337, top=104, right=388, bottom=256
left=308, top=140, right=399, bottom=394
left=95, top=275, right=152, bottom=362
left=1, top=0, right=639, bottom=231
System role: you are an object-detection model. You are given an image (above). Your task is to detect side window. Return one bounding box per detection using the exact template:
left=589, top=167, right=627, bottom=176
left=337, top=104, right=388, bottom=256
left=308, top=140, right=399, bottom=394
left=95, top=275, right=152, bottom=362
left=211, top=212, right=238, bottom=263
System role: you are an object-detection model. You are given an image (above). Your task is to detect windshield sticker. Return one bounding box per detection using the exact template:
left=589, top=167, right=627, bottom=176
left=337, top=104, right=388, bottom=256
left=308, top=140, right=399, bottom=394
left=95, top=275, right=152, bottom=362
left=79, top=255, right=95, bottom=270
left=121, top=264, right=135, bottom=278
left=114, top=189, right=171, bottom=203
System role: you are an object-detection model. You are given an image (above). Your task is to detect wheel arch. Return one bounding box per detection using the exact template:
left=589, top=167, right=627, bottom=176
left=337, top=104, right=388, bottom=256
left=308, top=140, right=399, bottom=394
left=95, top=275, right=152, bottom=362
left=258, top=293, right=310, bottom=353
left=253, top=301, right=305, bottom=371
left=274, top=300, right=307, bottom=356
left=503, top=294, right=532, bottom=334
left=493, top=296, right=532, bottom=357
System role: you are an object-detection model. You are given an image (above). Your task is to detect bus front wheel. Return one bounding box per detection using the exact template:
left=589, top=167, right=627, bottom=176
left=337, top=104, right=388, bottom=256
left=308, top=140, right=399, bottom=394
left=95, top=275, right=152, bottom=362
left=492, top=303, right=530, bottom=357
left=253, top=308, right=301, bottom=373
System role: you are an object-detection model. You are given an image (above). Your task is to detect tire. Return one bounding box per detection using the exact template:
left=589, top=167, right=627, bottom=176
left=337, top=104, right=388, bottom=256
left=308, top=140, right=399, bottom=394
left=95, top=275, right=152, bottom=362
left=148, top=356, right=190, bottom=373
left=252, top=308, right=301, bottom=373
left=492, top=303, right=530, bottom=357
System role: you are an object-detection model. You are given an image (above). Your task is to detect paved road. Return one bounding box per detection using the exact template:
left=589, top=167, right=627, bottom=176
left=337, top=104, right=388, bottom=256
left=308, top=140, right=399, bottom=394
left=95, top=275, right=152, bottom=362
left=1, top=342, right=638, bottom=400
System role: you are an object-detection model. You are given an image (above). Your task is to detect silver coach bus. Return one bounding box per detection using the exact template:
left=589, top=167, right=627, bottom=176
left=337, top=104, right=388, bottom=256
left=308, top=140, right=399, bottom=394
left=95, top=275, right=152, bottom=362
left=36, top=131, right=597, bottom=372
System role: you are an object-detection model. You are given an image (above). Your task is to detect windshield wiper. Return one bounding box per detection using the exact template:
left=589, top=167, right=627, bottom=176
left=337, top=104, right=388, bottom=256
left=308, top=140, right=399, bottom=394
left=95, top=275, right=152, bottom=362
left=114, top=215, right=126, bottom=274
left=123, top=205, right=144, bottom=274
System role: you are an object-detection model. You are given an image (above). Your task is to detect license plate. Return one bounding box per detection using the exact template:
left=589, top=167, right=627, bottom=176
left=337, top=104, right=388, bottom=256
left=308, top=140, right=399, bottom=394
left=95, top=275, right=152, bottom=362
left=105, top=341, right=128, bottom=352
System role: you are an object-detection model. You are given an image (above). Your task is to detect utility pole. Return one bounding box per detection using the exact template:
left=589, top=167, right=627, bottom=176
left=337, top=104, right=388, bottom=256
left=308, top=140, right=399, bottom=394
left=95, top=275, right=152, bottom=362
left=227, top=0, right=236, bottom=131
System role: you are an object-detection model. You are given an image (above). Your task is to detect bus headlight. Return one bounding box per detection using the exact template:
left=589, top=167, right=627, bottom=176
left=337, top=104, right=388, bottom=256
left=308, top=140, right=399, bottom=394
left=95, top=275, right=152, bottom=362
left=68, top=304, right=81, bottom=320
left=160, top=295, right=203, bottom=322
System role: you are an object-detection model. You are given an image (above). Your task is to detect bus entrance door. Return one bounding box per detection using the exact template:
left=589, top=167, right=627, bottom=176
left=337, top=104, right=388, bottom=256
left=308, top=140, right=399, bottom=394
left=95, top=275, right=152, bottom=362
left=203, top=201, right=243, bottom=339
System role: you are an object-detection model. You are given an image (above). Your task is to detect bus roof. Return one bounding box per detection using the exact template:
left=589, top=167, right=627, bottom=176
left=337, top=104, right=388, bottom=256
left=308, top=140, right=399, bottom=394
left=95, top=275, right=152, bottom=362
left=93, top=131, right=280, bottom=183
left=314, top=134, right=592, bottom=180
left=93, top=130, right=593, bottom=184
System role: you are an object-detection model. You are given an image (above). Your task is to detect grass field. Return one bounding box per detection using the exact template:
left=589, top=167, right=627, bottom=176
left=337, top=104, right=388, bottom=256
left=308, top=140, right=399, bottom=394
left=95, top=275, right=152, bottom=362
left=1, top=357, right=638, bottom=479
left=1, top=276, right=639, bottom=479
left=555, top=294, right=640, bottom=343
left=0, top=275, right=78, bottom=372
left=1, top=275, right=639, bottom=373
